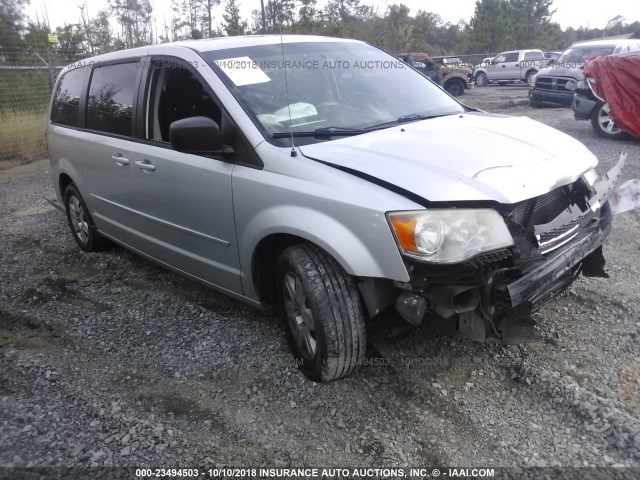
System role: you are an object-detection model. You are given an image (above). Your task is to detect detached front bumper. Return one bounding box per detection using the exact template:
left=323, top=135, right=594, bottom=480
left=390, top=155, right=631, bottom=344
left=505, top=155, right=623, bottom=307
left=505, top=213, right=610, bottom=307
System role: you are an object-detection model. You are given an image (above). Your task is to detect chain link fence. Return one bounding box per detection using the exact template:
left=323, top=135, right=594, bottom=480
left=0, top=45, right=63, bottom=169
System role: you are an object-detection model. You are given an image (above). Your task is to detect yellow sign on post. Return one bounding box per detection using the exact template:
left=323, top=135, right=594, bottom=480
left=48, top=34, right=58, bottom=43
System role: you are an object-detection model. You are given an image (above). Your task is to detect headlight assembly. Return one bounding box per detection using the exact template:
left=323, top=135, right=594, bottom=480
left=388, top=209, right=514, bottom=264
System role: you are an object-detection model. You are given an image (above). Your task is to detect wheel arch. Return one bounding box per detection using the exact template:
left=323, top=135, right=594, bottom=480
left=59, top=172, right=74, bottom=199
left=525, top=68, right=538, bottom=82
left=444, top=77, right=466, bottom=94
left=251, top=232, right=307, bottom=305
left=54, top=158, right=83, bottom=202
left=242, top=207, right=410, bottom=304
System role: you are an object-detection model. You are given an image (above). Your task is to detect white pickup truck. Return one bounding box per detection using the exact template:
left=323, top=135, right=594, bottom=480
left=474, top=49, right=546, bottom=86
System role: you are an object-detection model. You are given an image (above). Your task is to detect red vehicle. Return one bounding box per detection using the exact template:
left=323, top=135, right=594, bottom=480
left=572, top=51, right=640, bottom=139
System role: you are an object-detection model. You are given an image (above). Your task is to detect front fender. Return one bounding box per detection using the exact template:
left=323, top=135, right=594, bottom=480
left=238, top=205, right=410, bottom=300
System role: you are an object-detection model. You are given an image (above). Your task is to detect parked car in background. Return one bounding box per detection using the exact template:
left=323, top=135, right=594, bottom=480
left=397, top=52, right=473, bottom=96
left=474, top=57, right=494, bottom=70
left=572, top=50, right=640, bottom=138
left=432, top=55, right=474, bottom=70
left=530, top=38, right=640, bottom=107
left=544, top=51, right=562, bottom=62
left=473, top=49, right=546, bottom=86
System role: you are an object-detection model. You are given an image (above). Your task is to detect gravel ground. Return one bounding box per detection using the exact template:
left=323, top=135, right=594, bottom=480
left=1, top=85, right=640, bottom=476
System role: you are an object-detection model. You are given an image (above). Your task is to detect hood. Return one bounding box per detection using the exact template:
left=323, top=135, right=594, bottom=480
left=537, top=64, right=585, bottom=79
left=298, top=112, right=598, bottom=204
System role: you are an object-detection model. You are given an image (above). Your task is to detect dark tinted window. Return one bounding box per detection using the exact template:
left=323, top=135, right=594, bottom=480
left=504, top=52, right=519, bottom=62
left=524, top=51, right=544, bottom=61
left=51, top=68, right=85, bottom=126
left=145, top=62, right=221, bottom=142
left=87, top=63, right=137, bottom=136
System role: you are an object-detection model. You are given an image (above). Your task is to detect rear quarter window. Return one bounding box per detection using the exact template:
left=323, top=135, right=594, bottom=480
left=50, top=68, right=85, bottom=126
left=87, top=63, right=138, bottom=136
left=524, top=51, right=544, bottom=61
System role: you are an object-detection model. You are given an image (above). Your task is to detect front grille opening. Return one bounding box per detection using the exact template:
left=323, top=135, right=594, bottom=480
left=510, top=181, right=592, bottom=255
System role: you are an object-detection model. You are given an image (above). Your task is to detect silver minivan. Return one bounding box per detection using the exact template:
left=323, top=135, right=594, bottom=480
left=48, top=35, right=632, bottom=382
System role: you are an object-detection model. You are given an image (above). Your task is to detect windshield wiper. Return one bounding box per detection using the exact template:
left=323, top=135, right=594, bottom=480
left=272, top=126, right=367, bottom=139
left=366, top=113, right=455, bottom=130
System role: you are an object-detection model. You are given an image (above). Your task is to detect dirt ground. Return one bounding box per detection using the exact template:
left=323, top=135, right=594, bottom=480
left=1, top=84, right=640, bottom=477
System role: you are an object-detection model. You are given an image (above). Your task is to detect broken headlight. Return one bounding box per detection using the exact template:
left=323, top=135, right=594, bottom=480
left=388, top=209, right=514, bottom=264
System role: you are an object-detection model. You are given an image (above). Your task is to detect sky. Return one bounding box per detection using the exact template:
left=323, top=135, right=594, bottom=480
left=25, top=0, right=640, bottom=37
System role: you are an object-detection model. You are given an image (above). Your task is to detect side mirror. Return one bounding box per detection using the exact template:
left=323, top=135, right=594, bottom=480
left=548, top=58, right=555, bottom=64
left=169, top=116, right=234, bottom=157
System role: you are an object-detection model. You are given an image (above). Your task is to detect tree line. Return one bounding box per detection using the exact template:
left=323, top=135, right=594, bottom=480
left=1, top=0, right=639, bottom=65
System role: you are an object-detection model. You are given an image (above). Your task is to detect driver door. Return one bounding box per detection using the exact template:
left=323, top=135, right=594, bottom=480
left=115, top=57, right=242, bottom=293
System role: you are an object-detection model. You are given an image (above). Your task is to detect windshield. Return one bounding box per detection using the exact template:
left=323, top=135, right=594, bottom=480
left=556, top=45, right=615, bottom=65
left=203, top=41, right=464, bottom=145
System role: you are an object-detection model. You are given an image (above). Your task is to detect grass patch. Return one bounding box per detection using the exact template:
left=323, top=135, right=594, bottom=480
left=0, top=110, right=48, bottom=169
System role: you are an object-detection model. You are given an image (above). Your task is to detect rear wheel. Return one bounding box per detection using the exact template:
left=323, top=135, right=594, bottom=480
left=525, top=70, right=537, bottom=86
left=276, top=244, right=366, bottom=382
left=63, top=183, right=109, bottom=252
left=590, top=102, right=627, bottom=139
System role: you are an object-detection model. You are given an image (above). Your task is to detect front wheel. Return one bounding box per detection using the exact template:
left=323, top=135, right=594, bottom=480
left=475, top=72, right=488, bottom=87
left=64, top=183, right=109, bottom=252
left=276, top=244, right=366, bottom=382
left=444, top=79, right=465, bottom=97
left=590, top=102, right=627, bottom=139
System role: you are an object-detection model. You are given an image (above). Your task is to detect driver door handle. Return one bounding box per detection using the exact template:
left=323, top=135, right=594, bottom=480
left=135, top=160, right=156, bottom=172
left=112, top=154, right=129, bottom=166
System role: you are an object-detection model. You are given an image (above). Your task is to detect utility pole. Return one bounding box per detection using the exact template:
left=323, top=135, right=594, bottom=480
left=260, top=0, right=266, bottom=34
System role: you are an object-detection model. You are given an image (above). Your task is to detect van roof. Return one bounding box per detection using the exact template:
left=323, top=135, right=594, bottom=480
left=69, top=35, right=360, bottom=68
left=571, top=38, right=638, bottom=48
left=173, top=34, right=357, bottom=51
left=72, top=35, right=364, bottom=62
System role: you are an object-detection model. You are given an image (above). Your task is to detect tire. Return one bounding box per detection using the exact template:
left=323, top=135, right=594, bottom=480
left=276, top=243, right=366, bottom=382
left=444, top=79, right=465, bottom=97
left=475, top=72, right=488, bottom=87
left=63, top=183, right=109, bottom=252
left=525, top=70, right=537, bottom=86
left=590, top=102, right=627, bottom=139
